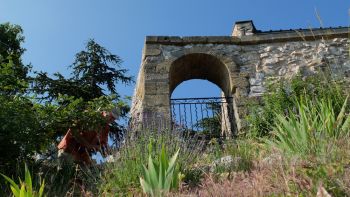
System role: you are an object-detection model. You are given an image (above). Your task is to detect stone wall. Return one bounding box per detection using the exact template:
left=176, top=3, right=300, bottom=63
left=131, top=21, right=349, bottom=136
left=231, top=37, right=349, bottom=97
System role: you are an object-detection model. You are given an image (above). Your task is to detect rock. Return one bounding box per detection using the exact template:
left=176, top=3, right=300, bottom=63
left=291, top=51, right=303, bottom=56
left=316, top=185, right=331, bottom=197
left=262, top=64, right=276, bottom=75
left=264, top=57, right=279, bottom=64
left=145, top=48, right=161, bottom=56
left=209, top=156, right=242, bottom=172
left=278, top=67, right=287, bottom=75
left=329, top=46, right=343, bottom=56
left=260, top=52, right=269, bottom=58
left=250, top=86, right=265, bottom=93
left=249, top=73, right=264, bottom=86
left=261, top=153, right=282, bottom=166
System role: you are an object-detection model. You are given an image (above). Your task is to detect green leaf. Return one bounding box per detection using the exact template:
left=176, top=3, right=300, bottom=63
left=19, top=184, right=25, bottom=197
left=148, top=155, right=158, bottom=189
left=38, top=179, right=45, bottom=197
left=341, top=115, right=350, bottom=133
left=1, top=173, right=20, bottom=193
left=139, top=145, right=181, bottom=196
left=336, top=96, right=348, bottom=124
left=140, top=177, right=152, bottom=194
left=10, top=185, right=20, bottom=197
left=24, top=164, right=33, bottom=195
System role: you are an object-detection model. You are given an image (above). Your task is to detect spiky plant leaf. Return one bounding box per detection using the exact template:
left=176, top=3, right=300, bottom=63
left=10, top=185, right=20, bottom=197
left=24, top=164, right=33, bottom=195
left=1, top=173, right=20, bottom=193
left=140, top=143, right=181, bottom=196
left=19, top=184, right=25, bottom=197
left=38, top=179, right=45, bottom=197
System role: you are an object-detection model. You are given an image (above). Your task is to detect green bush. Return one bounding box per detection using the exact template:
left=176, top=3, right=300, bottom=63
left=248, top=72, right=347, bottom=137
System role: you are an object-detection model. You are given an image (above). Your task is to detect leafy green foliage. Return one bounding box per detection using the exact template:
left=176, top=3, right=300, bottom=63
left=32, top=39, right=133, bottom=102
left=31, top=39, right=133, bottom=145
left=0, top=95, right=51, bottom=175
left=1, top=164, right=45, bottom=197
left=99, top=129, right=203, bottom=195
left=248, top=73, right=347, bottom=137
left=266, top=95, right=350, bottom=157
left=0, top=23, right=30, bottom=95
left=0, top=23, right=49, bottom=190
left=140, top=144, right=181, bottom=197
left=0, top=56, right=29, bottom=94
left=0, top=23, right=133, bottom=196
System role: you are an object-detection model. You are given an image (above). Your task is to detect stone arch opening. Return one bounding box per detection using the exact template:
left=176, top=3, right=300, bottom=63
left=169, top=53, right=236, bottom=137
left=169, top=53, right=231, bottom=97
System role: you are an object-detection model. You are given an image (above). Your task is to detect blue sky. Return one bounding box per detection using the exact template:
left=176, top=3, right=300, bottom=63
left=1, top=0, right=349, bottom=99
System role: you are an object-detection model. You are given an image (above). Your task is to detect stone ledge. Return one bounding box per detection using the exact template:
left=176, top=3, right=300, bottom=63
left=145, top=27, right=349, bottom=45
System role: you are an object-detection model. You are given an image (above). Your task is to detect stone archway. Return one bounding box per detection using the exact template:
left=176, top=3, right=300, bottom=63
left=130, top=47, right=248, bottom=137
left=131, top=21, right=349, bottom=136
left=169, top=53, right=231, bottom=97
left=169, top=53, right=236, bottom=137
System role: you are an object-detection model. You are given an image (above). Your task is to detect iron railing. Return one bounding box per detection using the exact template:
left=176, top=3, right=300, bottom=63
left=171, top=97, right=234, bottom=140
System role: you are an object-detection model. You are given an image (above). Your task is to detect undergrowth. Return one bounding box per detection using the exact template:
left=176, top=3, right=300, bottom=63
left=99, top=127, right=204, bottom=195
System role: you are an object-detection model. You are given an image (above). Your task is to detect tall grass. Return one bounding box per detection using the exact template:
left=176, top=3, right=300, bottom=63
left=267, top=95, right=350, bottom=157
left=99, top=126, right=204, bottom=195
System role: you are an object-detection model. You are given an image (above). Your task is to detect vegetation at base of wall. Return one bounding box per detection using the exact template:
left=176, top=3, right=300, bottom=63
left=179, top=77, right=350, bottom=196
left=98, top=128, right=205, bottom=195
left=266, top=95, right=350, bottom=157
left=247, top=71, right=348, bottom=137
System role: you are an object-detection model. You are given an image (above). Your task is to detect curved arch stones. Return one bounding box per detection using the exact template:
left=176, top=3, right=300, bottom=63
left=131, top=20, right=350, bottom=137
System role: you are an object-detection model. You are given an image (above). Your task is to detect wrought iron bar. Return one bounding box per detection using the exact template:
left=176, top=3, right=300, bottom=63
left=171, top=97, right=234, bottom=140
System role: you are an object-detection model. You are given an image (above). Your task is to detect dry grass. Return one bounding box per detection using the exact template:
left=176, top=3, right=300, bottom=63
left=175, top=138, right=350, bottom=197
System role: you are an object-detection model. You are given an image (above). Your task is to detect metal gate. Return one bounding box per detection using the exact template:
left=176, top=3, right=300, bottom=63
left=170, top=97, right=234, bottom=140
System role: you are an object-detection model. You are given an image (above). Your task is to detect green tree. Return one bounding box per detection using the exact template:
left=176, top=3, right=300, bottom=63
left=0, top=23, right=46, bottom=179
left=0, top=23, right=30, bottom=95
left=0, top=24, right=133, bottom=195
left=33, top=39, right=132, bottom=101
left=32, top=39, right=133, bottom=145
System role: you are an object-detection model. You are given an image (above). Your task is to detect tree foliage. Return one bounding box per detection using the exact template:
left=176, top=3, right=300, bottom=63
left=32, top=39, right=133, bottom=145
left=0, top=23, right=133, bottom=188
left=0, top=23, right=30, bottom=95
left=33, top=39, right=132, bottom=102
left=0, top=23, right=42, bottom=178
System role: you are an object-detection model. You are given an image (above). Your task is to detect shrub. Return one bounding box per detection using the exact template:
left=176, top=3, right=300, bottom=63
left=248, top=72, right=348, bottom=137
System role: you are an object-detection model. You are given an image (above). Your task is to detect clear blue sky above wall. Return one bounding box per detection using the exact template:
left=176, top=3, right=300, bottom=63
left=1, top=0, right=349, bottom=98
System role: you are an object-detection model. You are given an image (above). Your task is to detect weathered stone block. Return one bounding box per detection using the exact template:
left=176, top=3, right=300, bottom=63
left=145, top=48, right=161, bottom=56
